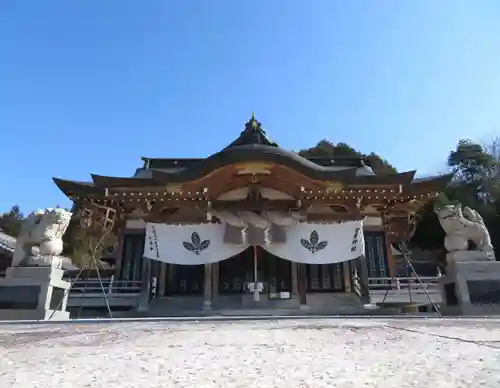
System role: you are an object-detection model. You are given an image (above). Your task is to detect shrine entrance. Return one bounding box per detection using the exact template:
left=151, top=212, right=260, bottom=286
left=218, top=247, right=292, bottom=296
left=164, top=264, right=204, bottom=296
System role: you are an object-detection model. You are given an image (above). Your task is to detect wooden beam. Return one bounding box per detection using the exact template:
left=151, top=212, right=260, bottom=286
left=271, top=165, right=325, bottom=192
left=302, top=198, right=397, bottom=207
left=211, top=199, right=299, bottom=211
left=207, top=174, right=303, bottom=199
left=306, top=213, right=364, bottom=222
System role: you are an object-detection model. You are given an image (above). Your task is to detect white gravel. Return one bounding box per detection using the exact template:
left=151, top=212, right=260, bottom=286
left=1, top=318, right=500, bottom=387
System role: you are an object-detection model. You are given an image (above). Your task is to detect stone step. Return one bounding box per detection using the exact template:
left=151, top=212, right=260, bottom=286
left=143, top=292, right=367, bottom=317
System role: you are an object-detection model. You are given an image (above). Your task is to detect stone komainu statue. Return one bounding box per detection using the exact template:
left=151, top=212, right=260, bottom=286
left=11, top=208, right=73, bottom=268
left=435, top=198, right=495, bottom=262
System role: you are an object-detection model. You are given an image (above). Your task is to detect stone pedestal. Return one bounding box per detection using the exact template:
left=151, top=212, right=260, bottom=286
left=0, top=263, right=71, bottom=321
left=439, top=260, right=500, bottom=316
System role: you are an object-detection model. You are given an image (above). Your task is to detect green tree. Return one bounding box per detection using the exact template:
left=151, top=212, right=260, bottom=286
left=449, top=139, right=496, bottom=182
left=411, top=138, right=500, bottom=255
left=63, top=204, right=117, bottom=269
left=410, top=199, right=446, bottom=251
left=298, top=140, right=397, bottom=175
left=364, top=152, right=398, bottom=175
left=68, top=226, right=117, bottom=269
left=0, top=205, right=24, bottom=237
left=448, top=139, right=497, bottom=205
left=482, top=137, right=500, bottom=202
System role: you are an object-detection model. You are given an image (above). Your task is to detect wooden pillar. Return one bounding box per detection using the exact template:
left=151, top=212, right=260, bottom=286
left=137, top=256, right=151, bottom=312
left=203, top=263, right=213, bottom=309
left=114, top=231, right=126, bottom=279
left=356, top=255, right=371, bottom=305
left=384, top=230, right=395, bottom=277
left=297, top=263, right=307, bottom=307
left=212, top=262, right=219, bottom=299
left=291, top=262, right=299, bottom=295
left=380, top=211, right=396, bottom=277
left=158, top=263, right=167, bottom=297
left=166, top=263, right=176, bottom=295
left=343, top=262, right=352, bottom=292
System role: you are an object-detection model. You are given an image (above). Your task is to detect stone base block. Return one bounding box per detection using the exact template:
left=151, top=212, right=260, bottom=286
left=446, top=251, right=495, bottom=263
left=440, top=303, right=500, bottom=316
left=439, top=260, right=500, bottom=316
left=0, top=264, right=71, bottom=321
left=0, top=309, right=70, bottom=321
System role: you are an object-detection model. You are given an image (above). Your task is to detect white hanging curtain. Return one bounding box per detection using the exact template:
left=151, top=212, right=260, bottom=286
left=144, top=223, right=248, bottom=265
left=262, top=220, right=365, bottom=264
left=144, top=220, right=366, bottom=265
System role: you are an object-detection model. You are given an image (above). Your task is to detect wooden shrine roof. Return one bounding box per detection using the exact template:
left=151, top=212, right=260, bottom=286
left=141, top=155, right=370, bottom=170
left=52, top=116, right=454, bottom=212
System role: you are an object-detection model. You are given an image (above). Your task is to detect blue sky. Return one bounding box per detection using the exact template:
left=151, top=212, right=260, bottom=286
left=1, top=1, right=500, bottom=214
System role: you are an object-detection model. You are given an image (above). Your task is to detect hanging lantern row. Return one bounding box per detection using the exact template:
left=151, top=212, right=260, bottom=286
left=302, top=195, right=400, bottom=201
left=110, top=190, right=208, bottom=197
left=101, top=186, right=441, bottom=200
left=302, top=192, right=437, bottom=202
left=80, top=198, right=207, bottom=206
left=303, top=188, right=399, bottom=194
left=381, top=192, right=439, bottom=209
left=105, top=187, right=406, bottom=197
left=76, top=191, right=439, bottom=208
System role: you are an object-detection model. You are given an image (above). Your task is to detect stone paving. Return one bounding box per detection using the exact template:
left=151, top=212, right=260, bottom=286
left=1, top=318, right=500, bottom=387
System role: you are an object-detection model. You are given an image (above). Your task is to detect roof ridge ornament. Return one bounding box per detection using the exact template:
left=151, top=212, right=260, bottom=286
left=225, top=114, right=278, bottom=148
left=250, top=112, right=259, bottom=130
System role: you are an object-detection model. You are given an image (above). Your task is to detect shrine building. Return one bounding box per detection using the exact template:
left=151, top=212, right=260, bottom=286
left=53, top=116, right=452, bottom=313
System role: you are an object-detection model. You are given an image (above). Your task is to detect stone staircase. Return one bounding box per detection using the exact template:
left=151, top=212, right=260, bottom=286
left=141, top=292, right=368, bottom=317
left=305, top=292, right=367, bottom=314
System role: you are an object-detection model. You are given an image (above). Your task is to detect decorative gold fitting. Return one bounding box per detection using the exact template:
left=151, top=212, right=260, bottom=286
left=235, top=162, right=272, bottom=176
left=324, top=181, right=343, bottom=193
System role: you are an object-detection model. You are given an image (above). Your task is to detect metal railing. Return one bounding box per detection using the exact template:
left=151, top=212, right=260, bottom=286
left=64, top=276, right=442, bottom=307
left=66, top=277, right=141, bottom=297
left=65, top=277, right=141, bottom=308
left=368, top=276, right=439, bottom=289
left=368, top=276, right=441, bottom=304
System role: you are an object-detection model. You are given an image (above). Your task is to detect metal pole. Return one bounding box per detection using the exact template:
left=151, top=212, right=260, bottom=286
left=93, top=255, right=113, bottom=319
left=399, top=242, right=441, bottom=317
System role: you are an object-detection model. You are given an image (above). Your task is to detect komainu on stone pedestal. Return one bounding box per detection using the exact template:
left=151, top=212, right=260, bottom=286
left=11, top=208, right=73, bottom=268
left=435, top=196, right=495, bottom=264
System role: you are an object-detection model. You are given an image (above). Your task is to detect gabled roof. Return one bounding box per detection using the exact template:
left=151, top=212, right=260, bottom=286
left=0, top=230, right=15, bottom=253
left=52, top=116, right=453, bottom=201
left=140, top=114, right=373, bottom=171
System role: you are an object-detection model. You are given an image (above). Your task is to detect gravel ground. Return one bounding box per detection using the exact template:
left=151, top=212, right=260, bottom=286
left=1, top=318, right=500, bottom=387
